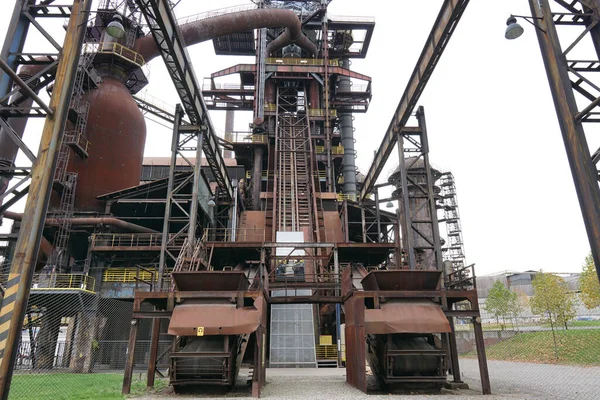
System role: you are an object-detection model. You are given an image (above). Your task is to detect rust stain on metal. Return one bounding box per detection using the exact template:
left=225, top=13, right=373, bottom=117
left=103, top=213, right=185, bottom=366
left=168, top=299, right=264, bottom=336
left=365, top=301, right=451, bottom=334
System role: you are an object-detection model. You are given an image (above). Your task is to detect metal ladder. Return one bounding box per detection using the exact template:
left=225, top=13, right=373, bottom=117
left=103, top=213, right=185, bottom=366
left=275, top=87, right=312, bottom=232
left=51, top=48, right=96, bottom=269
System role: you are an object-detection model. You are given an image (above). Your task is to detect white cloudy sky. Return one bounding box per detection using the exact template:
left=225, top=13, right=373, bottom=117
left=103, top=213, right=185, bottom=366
left=0, top=0, right=596, bottom=276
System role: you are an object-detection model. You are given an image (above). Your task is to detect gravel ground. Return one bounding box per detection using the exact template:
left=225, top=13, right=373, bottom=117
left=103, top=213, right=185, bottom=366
left=136, top=361, right=600, bottom=400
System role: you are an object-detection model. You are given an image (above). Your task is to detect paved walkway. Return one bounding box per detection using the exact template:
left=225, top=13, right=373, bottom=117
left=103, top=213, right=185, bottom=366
left=460, top=359, right=600, bottom=400
left=137, top=362, right=600, bottom=399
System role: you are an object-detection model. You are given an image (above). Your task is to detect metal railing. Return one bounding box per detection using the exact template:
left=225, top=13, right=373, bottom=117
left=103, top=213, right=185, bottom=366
left=102, top=268, right=158, bottom=283
left=307, top=108, right=338, bottom=117
left=177, top=4, right=256, bottom=26
left=445, top=263, right=476, bottom=291
left=337, top=193, right=357, bottom=202
left=245, top=170, right=269, bottom=180
left=202, top=228, right=267, bottom=242
left=63, top=130, right=90, bottom=155
left=91, top=233, right=176, bottom=249
left=315, top=145, right=344, bottom=155
left=30, top=273, right=96, bottom=293
left=83, top=42, right=145, bottom=67
left=315, top=344, right=338, bottom=360
left=202, top=82, right=254, bottom=91
left=266, top=58, right=340, bottom=66
left=329, top=14, right=376, bottom=23
left=231, top=132, right=267, bottom=144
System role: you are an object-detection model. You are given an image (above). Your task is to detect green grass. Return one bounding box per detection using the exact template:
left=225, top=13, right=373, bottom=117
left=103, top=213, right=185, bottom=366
left=9, top=373, right=168, bottom=400
left=466, top=329, right=600, bottom=366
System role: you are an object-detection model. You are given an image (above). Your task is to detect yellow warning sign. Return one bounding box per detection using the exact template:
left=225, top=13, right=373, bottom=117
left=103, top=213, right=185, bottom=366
left=196, top=327, right=204, bottom=336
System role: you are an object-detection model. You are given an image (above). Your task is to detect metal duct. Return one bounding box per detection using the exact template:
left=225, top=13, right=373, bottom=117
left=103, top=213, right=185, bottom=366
left=1, top=211, right=158, bottom=233
left=135, top=8, right=317, bottom=61
left=339, top=59, right=357, bottom=195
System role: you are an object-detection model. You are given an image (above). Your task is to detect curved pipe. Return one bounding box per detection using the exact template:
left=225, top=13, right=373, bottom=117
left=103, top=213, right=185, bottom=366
left=2, top=211, right=158, bottom=233
left=135, top=8, right=317, bottom=61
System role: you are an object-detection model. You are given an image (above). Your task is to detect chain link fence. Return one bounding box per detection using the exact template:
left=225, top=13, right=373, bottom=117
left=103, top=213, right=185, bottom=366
left=456, top=316, right=600, bottom=399
left=0, top=263, right=171, bottom=400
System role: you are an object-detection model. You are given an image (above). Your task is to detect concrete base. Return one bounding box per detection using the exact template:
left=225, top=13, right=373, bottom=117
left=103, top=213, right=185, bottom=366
left=445, top=381, right=470, bottom=390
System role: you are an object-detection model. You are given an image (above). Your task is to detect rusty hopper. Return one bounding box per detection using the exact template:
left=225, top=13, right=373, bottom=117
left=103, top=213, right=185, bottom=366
left=167, top=271, right=266, bottom=392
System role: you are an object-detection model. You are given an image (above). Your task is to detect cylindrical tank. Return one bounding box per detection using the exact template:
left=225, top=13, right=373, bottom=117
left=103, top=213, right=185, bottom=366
left=67, top=77, right=146, bottom=211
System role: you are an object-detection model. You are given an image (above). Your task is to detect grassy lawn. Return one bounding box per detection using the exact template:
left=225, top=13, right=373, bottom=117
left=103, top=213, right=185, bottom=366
left=9, top=373, right=167, bottom=400
left=467, top=329, right=600, bottom=366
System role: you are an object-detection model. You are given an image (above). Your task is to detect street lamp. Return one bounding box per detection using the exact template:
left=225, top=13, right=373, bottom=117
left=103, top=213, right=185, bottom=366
left=106, top=14, right=125, bottom=39
left=504, top=14, right=545, bottom=40
left=207, top=197, right=216, bottom=207
left=386, top=201, right=394, bottom=208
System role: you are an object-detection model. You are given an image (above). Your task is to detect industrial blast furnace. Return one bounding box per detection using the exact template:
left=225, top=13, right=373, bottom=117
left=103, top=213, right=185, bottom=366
left=0, top=0, right=490, bottom=397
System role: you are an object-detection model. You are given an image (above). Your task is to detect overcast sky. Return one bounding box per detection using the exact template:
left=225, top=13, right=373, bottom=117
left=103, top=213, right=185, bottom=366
left=0, top=0, right=595, bottom=276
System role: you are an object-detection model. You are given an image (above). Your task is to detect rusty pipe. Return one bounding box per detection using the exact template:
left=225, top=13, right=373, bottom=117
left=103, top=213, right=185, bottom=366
left=1, top=211, right=158, bottom=233
left=135, top=8, right=317, bottom=61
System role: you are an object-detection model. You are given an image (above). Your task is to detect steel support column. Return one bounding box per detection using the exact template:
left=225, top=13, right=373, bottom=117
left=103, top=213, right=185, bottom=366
left=529, top=0, right=600, bottom=282
left=472, top=316, right=491, bottom=394
left=122, top=319, right=140, bottom=395
left=0, top=1, right=91, bottom=397
left=146, top=318, right=160, bottom=387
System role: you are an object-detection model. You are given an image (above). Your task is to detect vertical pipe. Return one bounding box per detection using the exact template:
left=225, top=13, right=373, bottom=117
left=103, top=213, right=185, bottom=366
left=374, top=189, right=381, bottom=242
left=252, top=147, right=263, bottom=210
left=0, top=2, right=91, bottom=397
left=231, top=179, right=238, bottom=241
left=339, top=59, right=356, bottom=196
left=334, top=247, right=341, bottom=367
left=529, top=0, right=600, bottom=283
left=224, top=110, right=234, bottom=159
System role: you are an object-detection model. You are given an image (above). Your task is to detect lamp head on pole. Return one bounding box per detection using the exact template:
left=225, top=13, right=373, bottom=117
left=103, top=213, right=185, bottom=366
left=505, top=15, right=524, bottom=40
left=386, top=201, right=394, bottom=209
left=106, top=14, right=126, bottom=39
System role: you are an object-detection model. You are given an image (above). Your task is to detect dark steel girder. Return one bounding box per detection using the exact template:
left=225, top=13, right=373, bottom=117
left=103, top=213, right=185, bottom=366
left=534, top=0, right=600, bottom=282
left=360, top=0, right=470, bottom=201
left=134, top=0, right=233, bottom=200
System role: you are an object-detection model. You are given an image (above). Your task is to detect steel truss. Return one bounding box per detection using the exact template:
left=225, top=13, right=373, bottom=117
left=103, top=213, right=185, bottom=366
left=0, top=1, right=92, bottom=397
left=529, top=0, right=600, bottom=280
left=392, top=107, right=443, bottom=272
left=0, top=1, right=80, bottom=215
left=359, top=0, right=470, bottom=201
left=134, top=0, right=233, bottom=201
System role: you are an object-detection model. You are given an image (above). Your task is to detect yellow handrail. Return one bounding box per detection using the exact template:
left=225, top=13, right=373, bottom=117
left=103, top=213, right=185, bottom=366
left=103, top=268, right=157, bottom=283
left=85, top=42, right=146, bottom=67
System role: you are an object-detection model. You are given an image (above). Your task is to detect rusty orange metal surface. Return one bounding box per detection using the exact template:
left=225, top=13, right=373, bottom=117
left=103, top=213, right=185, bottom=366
left=361, top=270, right=442, bottom=291
left=168, top=297, right=265, bottom=336
left=172, top=271, right=249, bottom=292
left=365, top=301, right=450, bottom=334
left=68, top=78, right=146, bottom=211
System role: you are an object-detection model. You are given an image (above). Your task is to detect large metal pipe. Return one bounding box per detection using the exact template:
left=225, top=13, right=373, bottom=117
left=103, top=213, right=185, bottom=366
left=1, top=211, right=158, bottom=233
left=135, top=8, right=317, bottom=61
left=339, top=59, right=357, bottom=196
left=224, top=110, right=234, bottom=159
